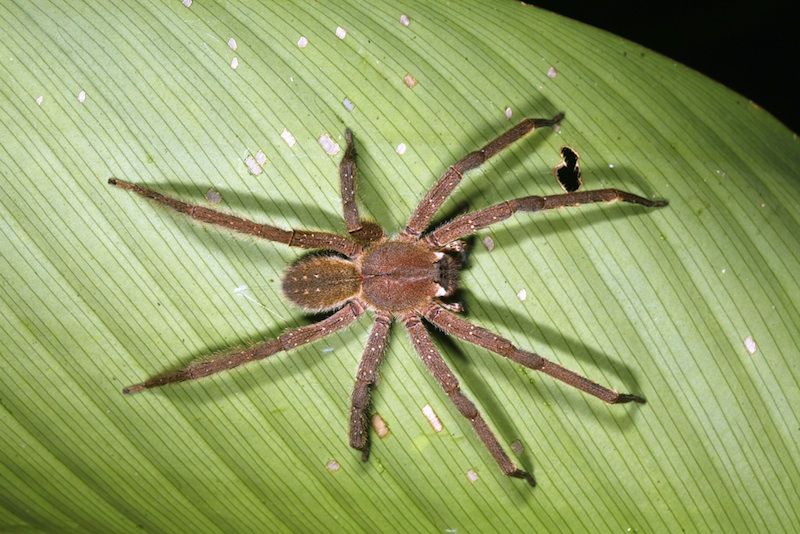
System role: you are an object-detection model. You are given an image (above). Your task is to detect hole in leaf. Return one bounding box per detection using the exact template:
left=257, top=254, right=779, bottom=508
left=553, top=146, right=582, bottom=192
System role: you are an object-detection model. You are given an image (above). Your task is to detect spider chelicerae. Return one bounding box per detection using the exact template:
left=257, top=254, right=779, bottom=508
left=111, top=113, right=666, bottom=486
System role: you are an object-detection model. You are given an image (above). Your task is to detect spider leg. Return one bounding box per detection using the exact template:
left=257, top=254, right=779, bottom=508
left=123, top=301, right=364, bottom=394
left=339, top=130, right=384, bottom=246
left=425, top=188, right=667, bottom=247
left=402, top=114, right=564, bottom=238
left=403, top=313, right=536, bottom=487
left=424, top=303, right=645, bottom=404
left=349, top=312, right=392, bottom=461
left=339, top=128, right=362, bottom=233
left=108, top=178, right=360, bottom=257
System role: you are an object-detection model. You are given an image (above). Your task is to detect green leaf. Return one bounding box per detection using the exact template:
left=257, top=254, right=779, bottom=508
left=2, top=1, right=798, bottom=532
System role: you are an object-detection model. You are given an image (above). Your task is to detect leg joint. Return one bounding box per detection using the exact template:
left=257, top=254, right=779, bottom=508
left=515, top=349, right=545, bottom=369
left=449, top=391, right=478, bottom=419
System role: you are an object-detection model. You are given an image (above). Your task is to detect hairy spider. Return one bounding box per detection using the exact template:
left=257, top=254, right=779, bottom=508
left=111, top=113, right=666, bottom=486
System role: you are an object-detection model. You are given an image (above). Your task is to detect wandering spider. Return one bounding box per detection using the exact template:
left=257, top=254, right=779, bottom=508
left=112, top=113, right=666, bottom=486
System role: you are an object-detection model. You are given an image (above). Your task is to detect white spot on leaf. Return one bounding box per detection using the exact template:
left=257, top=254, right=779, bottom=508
left=255, top=150, right=267, bottom=166
left=325, top=459, right=340, bottom=472
left=245, top=155, right=262, bottom=175
left=744, top=335, right=757, bottom=355
left=77, top=90, right=86, bottom=103
left=182, top=0, right=192, bottom=7
left=399, top=14, right=410, bottom=26
left=205, top=189, right=222, bottom=204
left=35, top=95, right=44, bottom=105
left=281, top=128, right=296, bottom=147
left=297, top=36, right=309, bottom=48
left=342, top=97, right=354, bottom=111
left=227, top=37, right=238, bottom=50
left=422, top=404, right=443, bottom=432
left=230, top=57, right=239, bottom=70
left=547, top=66, right=558, bottom=79
left=403, top=73, right=417, bottom=88
left=319, top=134, right=340, bottom=155
left=504, top=106, right=512, bottom=119
left=466, top=469, right=478, bottom=482
left=371, top=414, right=390, bottom=438
left=517, top=288, right=527, bottom=302
left=482, top=235, right=495, bottom=252
left=395, top=143, right=407, bottom=155
left=335, top=26, right=347, bottom=39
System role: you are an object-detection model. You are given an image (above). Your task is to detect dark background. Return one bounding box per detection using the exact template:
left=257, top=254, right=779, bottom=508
left=527, top=1, right=797, bottom=133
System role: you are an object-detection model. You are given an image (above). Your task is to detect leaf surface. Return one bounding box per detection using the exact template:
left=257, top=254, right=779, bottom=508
left=1, top=1, right=798, bottom=532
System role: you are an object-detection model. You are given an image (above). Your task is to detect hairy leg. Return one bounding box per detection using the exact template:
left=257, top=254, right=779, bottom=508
left=109, top=178, right=360, bottom=257
left=349, top=312, right=392, bottom=460
left=339, top=129, right=362, bottom=233
left=338, top=130, right=384, bottom=246
left=424, top=304, right=645, bottom=404
left=403, top=114, right=564, bottom=238
left=123, top=301, right=365, bottom=394
left=426, top=188, right=667, bottom=246
left=403, top=314, right=536, bottom=486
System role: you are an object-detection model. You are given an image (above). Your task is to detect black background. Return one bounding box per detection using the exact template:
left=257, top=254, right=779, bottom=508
left=526, top=1, right=796, bottom=133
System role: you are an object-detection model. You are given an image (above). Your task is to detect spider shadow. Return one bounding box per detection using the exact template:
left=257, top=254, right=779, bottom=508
left=462, top=291, right=645, bottom=429
left=425, top=326, right=538, bottom=477
left=167, top=180, right=344, bottom=227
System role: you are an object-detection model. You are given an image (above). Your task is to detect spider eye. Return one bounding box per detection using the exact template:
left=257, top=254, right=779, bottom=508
left=434, top=254, right=459, bottom=297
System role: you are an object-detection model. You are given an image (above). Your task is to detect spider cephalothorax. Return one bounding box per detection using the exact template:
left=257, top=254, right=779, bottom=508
left=112, top=113, right=666, bottom=486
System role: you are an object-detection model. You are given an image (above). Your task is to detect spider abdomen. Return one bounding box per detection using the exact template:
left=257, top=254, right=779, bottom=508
left=361, top=241, right=439, bottom=312
left=282, top=255, right=361, bottom=312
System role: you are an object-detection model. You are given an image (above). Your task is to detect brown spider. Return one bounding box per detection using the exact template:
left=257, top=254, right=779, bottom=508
left=111, top=113, right=666, bottom=486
